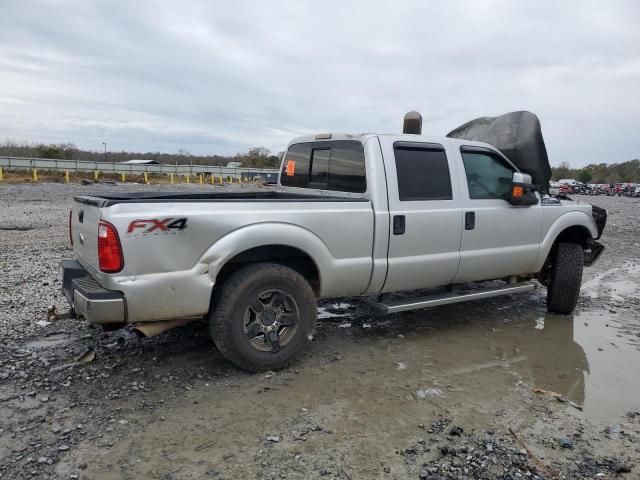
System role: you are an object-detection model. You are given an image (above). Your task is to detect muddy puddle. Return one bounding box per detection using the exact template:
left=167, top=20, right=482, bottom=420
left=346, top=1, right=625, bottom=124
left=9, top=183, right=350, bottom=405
left=321, top=294, right=640, bottom=426
left=62, top=291, right=640, bottom=479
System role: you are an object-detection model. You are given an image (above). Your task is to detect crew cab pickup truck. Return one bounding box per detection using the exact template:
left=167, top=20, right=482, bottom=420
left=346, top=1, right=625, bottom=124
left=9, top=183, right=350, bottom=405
left=61, top=130, right=606, bottom=371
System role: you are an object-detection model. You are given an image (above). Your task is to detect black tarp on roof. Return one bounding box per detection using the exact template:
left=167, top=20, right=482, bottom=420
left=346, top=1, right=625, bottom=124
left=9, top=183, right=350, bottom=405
left=447, top=111, right=551, bottom=193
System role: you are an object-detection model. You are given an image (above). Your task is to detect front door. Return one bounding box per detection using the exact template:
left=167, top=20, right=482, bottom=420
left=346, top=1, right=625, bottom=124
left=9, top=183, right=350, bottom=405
left=382, top=140, right=464, bottom=293
left=453, top=146, right=543, bottom=283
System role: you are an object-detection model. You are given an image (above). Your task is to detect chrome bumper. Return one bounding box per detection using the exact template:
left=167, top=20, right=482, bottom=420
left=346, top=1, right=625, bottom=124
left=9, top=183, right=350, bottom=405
left=60, top=259, right=126, bottom=324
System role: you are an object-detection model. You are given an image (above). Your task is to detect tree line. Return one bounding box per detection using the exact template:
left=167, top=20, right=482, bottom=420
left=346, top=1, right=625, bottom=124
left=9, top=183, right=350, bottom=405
left=0, top=140, right=282, bottom=169
left=551, top=159, right=640, bottom=184
left=2, top=139, right=637, bottom=181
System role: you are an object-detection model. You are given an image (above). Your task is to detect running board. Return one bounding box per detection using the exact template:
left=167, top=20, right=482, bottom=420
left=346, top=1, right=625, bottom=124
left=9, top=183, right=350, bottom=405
left=370, top=281, right=537, bottom=314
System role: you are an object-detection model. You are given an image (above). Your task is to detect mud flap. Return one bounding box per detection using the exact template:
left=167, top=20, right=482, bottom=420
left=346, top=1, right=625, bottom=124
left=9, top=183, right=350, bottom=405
left=591, top=205, right=607, bottom=239
left=583, top=241, right=604, bottom=266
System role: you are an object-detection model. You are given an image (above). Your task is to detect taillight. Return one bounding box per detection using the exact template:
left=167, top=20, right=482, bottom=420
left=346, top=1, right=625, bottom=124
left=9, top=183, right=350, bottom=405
left=69, top=210, right=73, bottom=246
left=98, top=221, right=123, bottom=273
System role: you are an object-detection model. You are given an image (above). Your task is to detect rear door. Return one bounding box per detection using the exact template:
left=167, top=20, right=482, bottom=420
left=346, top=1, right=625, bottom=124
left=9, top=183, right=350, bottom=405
left=381, top=140, right=463, bottom=293
left=453, top=146, right=543, bottom=282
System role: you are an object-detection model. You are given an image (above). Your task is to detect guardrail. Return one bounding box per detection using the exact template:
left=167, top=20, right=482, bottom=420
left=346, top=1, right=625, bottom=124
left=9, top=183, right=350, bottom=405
left=0, top=156, right=279, bottom=181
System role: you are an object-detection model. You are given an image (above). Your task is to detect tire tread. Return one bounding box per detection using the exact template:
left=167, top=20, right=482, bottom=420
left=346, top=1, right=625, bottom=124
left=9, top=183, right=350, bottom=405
left=547, top=242, right=584, bottom=314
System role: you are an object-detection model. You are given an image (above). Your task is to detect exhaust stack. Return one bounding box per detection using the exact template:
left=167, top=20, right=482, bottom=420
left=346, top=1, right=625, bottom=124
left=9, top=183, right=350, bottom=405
left=403, top=111, right=422, bottom=135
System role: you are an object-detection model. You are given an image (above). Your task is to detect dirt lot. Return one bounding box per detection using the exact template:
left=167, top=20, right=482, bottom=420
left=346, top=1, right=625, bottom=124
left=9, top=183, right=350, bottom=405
left=1, top=183, right=639, bottom=479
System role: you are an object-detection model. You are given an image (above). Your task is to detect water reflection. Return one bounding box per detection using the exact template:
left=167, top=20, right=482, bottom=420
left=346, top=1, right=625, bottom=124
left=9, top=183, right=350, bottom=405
left=507, top=314, right=589, bottom=404
left=330, top=296, right=639, bottom=423
left=391, top=305, right=591, bottom=406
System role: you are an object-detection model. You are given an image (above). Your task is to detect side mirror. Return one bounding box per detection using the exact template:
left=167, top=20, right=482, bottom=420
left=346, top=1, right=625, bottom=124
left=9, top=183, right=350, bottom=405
left=508, top=172, right=538, bottom=206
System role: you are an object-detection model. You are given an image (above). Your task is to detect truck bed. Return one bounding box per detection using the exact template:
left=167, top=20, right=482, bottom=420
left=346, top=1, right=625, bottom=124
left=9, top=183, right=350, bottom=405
left=74, top=190, right=368, bottom=207
left=69, top=188, right=376, bottom=322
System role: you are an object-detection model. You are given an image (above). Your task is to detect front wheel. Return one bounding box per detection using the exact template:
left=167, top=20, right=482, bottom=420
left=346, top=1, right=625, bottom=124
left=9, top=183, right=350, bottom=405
left=209, top=263, right=317, bottom=372
left=546, top=242, right=584, bottom=314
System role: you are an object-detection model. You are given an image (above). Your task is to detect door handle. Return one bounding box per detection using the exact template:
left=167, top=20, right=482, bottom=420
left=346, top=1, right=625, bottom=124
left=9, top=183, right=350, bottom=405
left=465, top=211, right=475, bottom=230
left=393, top=215, right=405, bottom=235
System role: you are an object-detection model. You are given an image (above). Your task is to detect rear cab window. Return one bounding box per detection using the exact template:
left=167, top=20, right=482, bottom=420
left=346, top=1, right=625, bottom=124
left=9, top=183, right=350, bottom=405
left=393, top=142, right=452, bottom=201
left=280, top=140, right=366, bottom=193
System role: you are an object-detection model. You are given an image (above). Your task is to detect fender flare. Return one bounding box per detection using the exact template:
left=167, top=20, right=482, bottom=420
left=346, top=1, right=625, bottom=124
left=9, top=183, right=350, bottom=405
left=198, top=222, right=334, bottom=294
left=533, top=211, right=597, bottom=271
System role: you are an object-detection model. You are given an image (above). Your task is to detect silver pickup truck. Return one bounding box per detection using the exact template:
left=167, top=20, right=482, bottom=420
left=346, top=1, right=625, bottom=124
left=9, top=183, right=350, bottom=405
left=61, top=118, right=606, bottom=371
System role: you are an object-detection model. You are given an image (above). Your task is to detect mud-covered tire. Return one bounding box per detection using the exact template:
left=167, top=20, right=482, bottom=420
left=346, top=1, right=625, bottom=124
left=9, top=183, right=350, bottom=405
left=209, top=263, right=317, bottom=372
left=546, top=242, right=584, bottom=314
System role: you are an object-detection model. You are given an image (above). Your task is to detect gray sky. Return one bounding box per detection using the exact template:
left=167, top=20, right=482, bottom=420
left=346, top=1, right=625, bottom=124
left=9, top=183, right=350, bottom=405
left=1, top=0, right=638, bottom=166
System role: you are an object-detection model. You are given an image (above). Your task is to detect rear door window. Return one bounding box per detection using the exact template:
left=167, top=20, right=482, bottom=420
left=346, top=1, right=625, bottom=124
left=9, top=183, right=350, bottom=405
left=281, top=140, right=366, bottom=193
left=393, top=143, right=452, bottom=201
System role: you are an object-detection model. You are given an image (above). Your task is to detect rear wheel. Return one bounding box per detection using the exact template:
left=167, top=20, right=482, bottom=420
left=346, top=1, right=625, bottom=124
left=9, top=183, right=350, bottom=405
left=546, top=242, right=584, bottom=314
left=209, top=263, right=317, bottom=372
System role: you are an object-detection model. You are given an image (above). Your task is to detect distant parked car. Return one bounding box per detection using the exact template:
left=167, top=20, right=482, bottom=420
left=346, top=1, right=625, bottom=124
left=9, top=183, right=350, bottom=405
left=558, top=179, right=578, bottom=187
left=574, top=183, right=589, bottom=194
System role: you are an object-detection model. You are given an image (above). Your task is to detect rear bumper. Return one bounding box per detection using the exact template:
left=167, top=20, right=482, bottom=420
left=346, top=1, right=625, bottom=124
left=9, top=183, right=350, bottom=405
left=60, top=259, right=126, bottom=324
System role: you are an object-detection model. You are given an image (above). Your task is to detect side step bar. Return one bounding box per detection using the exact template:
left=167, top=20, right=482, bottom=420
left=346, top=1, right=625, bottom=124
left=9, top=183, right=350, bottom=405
left=370, top=281, right=537, bottom=314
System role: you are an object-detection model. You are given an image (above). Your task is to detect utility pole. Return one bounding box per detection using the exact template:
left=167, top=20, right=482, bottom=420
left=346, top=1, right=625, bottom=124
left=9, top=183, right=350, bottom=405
left=102, top=142, right=108, bottom=163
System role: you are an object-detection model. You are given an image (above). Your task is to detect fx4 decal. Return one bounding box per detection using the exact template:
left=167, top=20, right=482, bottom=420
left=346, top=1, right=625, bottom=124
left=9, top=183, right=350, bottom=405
left=126, top=218, right=188, bottom=234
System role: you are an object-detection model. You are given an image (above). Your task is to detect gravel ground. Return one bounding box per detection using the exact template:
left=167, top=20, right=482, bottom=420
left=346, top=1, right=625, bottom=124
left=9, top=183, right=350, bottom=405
left=1, top=183, right=639, bottom=479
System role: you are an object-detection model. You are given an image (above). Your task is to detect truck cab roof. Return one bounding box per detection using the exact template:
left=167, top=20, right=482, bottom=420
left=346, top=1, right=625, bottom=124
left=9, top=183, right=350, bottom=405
left=288, top=132, right=503, bottom=151
left=287, top=133, right=517, bottom=168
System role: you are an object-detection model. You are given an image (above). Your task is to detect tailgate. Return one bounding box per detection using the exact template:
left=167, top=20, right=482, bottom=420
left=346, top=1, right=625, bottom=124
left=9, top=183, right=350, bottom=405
left=70, top=198, right=103, bottom=274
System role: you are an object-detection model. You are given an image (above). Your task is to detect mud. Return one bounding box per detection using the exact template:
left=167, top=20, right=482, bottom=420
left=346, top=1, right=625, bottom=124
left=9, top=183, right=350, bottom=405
left=1, top=183, right=639, bottom=479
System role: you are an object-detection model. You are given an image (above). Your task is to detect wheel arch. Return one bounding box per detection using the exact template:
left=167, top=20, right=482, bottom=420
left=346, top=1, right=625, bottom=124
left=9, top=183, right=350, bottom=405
left=534, top=211, right=597, bottom=272
left=543, top=224, right=592, bottom=270
left=214, top=245, right=321, bottom=295
left=200, top=223, right=332, bottom=298
left=552, top=224, right=593, bottom=248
